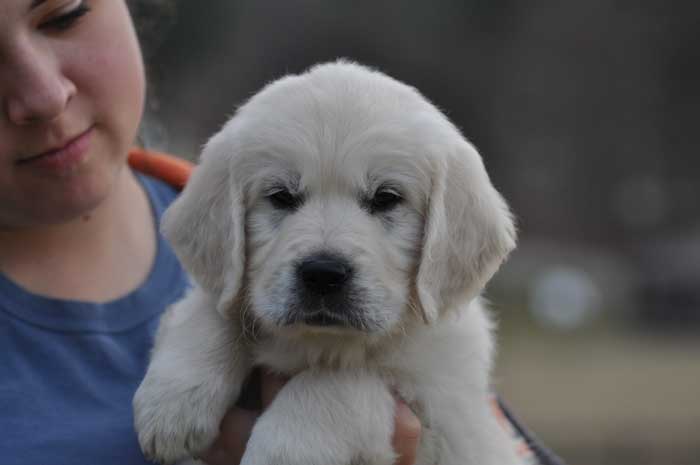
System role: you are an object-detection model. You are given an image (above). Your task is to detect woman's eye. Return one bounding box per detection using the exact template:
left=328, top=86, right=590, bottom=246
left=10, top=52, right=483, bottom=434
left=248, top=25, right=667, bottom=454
left=39, top=3, right=91, bottom=31
left=267, top=189, right=303, bottom=211
left=370, top=189, right=402, bottom=214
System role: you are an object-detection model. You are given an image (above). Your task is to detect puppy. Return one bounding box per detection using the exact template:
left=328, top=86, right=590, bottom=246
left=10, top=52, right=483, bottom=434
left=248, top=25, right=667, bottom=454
left=133, top=61, right=521, bottom=465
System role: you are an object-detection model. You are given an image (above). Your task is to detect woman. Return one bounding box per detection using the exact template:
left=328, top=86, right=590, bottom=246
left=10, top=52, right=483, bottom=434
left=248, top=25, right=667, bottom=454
left=0, top=1, right=421, bottom=464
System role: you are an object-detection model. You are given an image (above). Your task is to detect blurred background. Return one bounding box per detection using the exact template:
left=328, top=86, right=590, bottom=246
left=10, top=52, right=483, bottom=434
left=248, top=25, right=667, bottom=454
left=134, top=1, right=700, bottom=464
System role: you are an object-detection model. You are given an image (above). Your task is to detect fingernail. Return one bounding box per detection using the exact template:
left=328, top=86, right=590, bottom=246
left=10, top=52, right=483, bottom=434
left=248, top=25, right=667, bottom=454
left=395, top=399, right=416, bottom=416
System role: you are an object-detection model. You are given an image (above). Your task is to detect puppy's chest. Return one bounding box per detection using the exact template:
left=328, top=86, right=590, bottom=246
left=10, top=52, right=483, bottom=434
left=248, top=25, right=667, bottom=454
left=249, top=335, right=393, bottom=376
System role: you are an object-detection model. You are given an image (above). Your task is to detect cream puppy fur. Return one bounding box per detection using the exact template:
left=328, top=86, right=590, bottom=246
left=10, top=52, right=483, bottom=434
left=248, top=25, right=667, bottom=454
left=133, top=61, right=521, bottom=465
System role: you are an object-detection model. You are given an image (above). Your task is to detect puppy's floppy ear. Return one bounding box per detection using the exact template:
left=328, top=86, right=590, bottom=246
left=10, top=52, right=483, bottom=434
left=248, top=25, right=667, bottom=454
left=416, top=139, right=516, bottom=323
left=161, top=137, right=245, bottom=318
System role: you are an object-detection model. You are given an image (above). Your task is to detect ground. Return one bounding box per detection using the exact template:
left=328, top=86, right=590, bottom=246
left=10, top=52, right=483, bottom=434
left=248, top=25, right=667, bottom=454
left=495, top=308, right=700, bottom=465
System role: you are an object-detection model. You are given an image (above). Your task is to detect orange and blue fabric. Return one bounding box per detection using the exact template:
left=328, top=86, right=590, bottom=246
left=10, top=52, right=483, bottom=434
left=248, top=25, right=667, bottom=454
left=128, top=146, right=193, bottom=190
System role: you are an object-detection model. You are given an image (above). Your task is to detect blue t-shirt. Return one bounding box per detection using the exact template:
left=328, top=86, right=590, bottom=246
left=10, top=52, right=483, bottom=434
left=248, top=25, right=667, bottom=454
left=0, top=174, right=190, bottom=465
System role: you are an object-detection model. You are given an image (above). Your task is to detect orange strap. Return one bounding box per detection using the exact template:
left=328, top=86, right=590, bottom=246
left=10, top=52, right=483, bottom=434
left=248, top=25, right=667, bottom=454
left=128, top=147, right=193, bottom=190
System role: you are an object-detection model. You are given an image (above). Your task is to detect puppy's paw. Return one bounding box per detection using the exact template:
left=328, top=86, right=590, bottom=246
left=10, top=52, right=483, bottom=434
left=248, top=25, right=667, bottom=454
left=133, top=381, right=223, bottom=464
left=240, top=416, right=389, bottom=465
left=241, top=428, right=395, bottom=465
left=238, top=373, right=396, bottom=465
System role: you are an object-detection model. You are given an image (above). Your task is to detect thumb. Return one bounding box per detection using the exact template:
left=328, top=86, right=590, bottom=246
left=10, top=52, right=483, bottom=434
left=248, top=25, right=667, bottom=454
left=392, top=399, right=422, bottom=465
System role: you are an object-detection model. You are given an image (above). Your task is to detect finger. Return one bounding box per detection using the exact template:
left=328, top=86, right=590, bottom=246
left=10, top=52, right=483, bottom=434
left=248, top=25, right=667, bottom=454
left=392, top=399, right=422, bottom=465
left=260, top=370, right=289, bottom=408
left=199, top=407, right=258, bottom=465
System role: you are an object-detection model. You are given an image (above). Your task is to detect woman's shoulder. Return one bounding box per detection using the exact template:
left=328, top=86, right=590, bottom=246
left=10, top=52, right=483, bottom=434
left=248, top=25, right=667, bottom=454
left=128, top=147, right=194, bottom=217
left=128, top=147, right=193, bottom=191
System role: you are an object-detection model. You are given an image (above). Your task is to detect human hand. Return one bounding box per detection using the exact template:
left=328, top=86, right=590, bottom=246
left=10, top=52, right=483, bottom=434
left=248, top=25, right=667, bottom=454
left=200, top=371, right=422, bottom=465
left=390, top=397, right=423, bottom=465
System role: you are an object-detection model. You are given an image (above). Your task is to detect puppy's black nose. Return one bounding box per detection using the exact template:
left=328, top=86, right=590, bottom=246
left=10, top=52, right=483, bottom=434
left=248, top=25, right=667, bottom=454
left=298, top=254, right=351, bottom=294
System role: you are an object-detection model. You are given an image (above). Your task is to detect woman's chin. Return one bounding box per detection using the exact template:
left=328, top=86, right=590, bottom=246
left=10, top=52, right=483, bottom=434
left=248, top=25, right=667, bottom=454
left=3, top=167, right=120, bottom=229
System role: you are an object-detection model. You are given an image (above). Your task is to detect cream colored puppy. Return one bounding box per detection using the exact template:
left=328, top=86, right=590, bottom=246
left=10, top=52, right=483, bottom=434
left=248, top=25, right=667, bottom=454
left=133, top=61, right=521, bottom=465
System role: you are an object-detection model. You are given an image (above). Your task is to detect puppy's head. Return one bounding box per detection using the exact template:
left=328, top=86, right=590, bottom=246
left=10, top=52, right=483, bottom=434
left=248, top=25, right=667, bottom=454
left=162, top=61, right=515, bottom=338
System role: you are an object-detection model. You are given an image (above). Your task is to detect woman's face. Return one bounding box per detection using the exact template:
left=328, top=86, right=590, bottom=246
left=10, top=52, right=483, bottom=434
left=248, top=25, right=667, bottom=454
left=0, top=0, right=145, bottom=228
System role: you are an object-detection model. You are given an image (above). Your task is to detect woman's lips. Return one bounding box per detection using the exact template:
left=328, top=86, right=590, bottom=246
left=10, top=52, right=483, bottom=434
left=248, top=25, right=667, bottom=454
left=16, top=126, right=93, bottom=175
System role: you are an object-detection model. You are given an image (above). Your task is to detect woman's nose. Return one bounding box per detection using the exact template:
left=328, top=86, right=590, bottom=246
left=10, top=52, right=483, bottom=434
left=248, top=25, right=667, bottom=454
left=2, top=46, right=76, bottom=125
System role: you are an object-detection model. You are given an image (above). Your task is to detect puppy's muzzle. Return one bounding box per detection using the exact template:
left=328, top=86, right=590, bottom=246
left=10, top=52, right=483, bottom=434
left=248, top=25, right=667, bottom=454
left=294, top=252, right=356, bottom=327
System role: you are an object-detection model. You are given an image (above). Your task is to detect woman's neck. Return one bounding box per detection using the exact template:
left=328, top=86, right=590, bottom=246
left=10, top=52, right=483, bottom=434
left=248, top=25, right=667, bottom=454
left=0, top=168, right=157, bottom=302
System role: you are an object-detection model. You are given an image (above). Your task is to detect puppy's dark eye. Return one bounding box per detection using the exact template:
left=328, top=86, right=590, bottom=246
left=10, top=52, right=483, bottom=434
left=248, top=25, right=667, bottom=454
left=267, top=188, right=302, bottom=210
left=370, top=189, right=402, bottom=213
